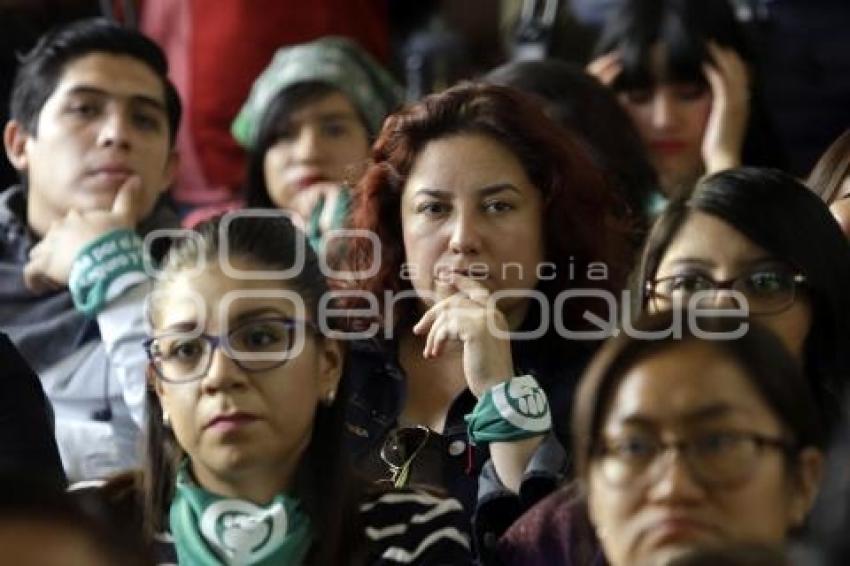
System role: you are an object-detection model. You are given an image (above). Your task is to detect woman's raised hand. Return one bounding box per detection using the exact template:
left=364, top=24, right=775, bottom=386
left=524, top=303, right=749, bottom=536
left=412, top=274, right=515, bottom=398
left=701, top=41, right=750, bottom=173
left=586, top=51, right=623, bottom=87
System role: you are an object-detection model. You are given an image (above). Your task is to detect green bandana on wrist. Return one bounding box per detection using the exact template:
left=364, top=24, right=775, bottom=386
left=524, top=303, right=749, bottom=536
left=465, top=374, right=552, bottom=447
left=68, top=228, right=147, bottom=317
left=169, top=461, right=313, bottom=566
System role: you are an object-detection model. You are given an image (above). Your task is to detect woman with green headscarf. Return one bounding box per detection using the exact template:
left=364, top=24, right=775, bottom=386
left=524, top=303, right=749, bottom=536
left=232, top=36, right=403, bottom=250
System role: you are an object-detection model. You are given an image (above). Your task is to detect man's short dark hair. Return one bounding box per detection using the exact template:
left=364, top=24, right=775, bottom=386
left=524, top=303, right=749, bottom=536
left=9, top=18, right=181, bottom=146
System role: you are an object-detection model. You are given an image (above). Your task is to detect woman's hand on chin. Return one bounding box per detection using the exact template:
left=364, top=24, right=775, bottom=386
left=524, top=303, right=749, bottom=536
left=412, top=274, right=515, bottom=398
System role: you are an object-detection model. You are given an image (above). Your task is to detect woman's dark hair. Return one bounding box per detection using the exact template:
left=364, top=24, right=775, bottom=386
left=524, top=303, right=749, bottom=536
left=142, top=214, right=362, bottom=565
left=346, top=81, right=635, bottom=334
left=10, top=18, right=181, bottom=145
left=636, top=167, right=850, bottom=424
left=244, top=82, right=371, bottom=209
left=573, top=310, right=827, bottom=479
left=0, top=474, right=152, bottom=566
left=484, top=59, right=659, bottom=229
left=807, top=128, right=850, bottom=205
left=593, top=0, right=786, bottom=170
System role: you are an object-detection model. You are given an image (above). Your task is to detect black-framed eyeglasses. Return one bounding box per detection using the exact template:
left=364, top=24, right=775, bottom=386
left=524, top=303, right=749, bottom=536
left=646, top=270, right=807, bottom=315
left=379, top=425, right=431, bottom=488
left=596, top=430, right=796, bottom=490
left=144, top=317, right=318, bottom=383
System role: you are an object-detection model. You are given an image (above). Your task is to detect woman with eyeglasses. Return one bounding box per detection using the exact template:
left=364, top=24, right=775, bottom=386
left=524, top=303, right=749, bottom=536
left=637, top=167, right=850, bottom=426
left=81, top=213, right=472, bottom=565
left=498, top=311, right=826, bottom=566
left=338, top=82, right=635, bottom=556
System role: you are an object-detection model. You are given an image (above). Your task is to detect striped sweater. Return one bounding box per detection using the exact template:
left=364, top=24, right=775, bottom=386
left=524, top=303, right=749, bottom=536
left=74, top=479, right=473, bottom=566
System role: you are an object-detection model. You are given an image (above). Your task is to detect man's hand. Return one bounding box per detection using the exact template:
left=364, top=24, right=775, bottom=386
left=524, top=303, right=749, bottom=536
left=24, top=176, right=141, bottom=294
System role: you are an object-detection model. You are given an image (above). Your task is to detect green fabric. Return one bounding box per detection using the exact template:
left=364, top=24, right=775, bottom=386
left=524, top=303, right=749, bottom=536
left=465, top=375, right=552, bottom=446
left=306, top=187, right=351, bottom=251
left=645, top=190, right=669, bottom=218
left=68, top=228, right=146, bottom=317
left=232, top=36, right=403, bottom=148
left=170, top=462, right=312, bottom=566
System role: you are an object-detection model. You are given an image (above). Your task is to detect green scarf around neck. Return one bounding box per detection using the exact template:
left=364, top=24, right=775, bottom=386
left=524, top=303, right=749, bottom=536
left=169, top=461, right=312, bottom=565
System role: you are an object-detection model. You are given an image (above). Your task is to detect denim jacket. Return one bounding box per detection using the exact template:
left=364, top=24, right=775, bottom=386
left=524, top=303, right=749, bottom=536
left=342, top=328, right=594, bottom=558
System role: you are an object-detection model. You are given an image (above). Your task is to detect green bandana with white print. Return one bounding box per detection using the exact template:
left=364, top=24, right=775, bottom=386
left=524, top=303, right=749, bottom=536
left=169, top=461, right=312, bottom=565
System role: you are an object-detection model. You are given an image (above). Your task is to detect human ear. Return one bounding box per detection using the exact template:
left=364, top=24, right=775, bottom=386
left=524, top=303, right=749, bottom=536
left=3, top=120, right=31, bottom=172
left=148, top=363, right=168, bottom=404
left=316, top=338, right=343, bottom=400
left=789, top=447, right=825, bottom=527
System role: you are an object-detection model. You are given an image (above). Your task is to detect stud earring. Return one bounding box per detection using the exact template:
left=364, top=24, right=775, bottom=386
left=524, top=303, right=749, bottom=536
left=324, top=389, right=337, bottom=406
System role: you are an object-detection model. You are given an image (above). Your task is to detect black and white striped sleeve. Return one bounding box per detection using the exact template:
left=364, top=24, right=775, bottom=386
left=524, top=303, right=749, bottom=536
left=360, top=490, right=473, bottom=565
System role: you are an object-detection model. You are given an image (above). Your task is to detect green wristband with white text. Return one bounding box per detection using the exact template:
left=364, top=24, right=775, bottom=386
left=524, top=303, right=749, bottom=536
left=69, top=228, right=147, bottom=317
left=465, top=374, right=552, bottom=447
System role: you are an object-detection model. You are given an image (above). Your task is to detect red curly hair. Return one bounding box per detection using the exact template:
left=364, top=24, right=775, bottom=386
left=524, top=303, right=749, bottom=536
left=345, top=82, right=636, bottom=332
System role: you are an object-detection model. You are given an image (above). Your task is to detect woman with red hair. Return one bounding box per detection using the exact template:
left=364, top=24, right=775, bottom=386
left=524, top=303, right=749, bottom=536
left=339, top=82, right=635, bottom=554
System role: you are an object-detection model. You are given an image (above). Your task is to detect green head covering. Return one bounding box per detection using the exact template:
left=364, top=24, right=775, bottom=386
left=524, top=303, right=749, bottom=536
left=232, top=36, right=403, bottom=148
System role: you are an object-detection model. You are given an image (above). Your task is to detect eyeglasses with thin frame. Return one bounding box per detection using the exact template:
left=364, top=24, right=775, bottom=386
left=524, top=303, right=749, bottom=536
left=646, top=270, right=807, bottom=315
left=379, top=425, right=431, bottom=488
left=595, top=429, right=796, bottom=490
left=144, top=317, right=318, bottom=383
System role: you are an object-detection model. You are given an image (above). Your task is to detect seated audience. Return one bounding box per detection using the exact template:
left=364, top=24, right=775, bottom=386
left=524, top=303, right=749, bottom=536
left=0, top=19, right=180, bottom=479
left=638, top=167, right=850, bottom=427
left=807, top=128, right=850, bottom=239
left=89, top=213, right=472, bottom=565
left=498, top=311, right=825, bottom=566
left=588, top=0, right=785, bottom=198
left=227, top=36, right=402, bottom=250
left=341, top=82, right=635, bottom=553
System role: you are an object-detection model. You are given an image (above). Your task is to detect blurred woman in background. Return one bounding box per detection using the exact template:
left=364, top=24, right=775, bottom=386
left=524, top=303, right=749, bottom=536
left=226, top=36, right=402, bottom=250
left=485, top=59, right=661, bottom=229
left=588, top=0, right=785, bottom=198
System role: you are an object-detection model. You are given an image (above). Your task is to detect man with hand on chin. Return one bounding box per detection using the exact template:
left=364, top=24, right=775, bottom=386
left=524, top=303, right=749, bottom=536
left=0, top=19, right=181, bottom=481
